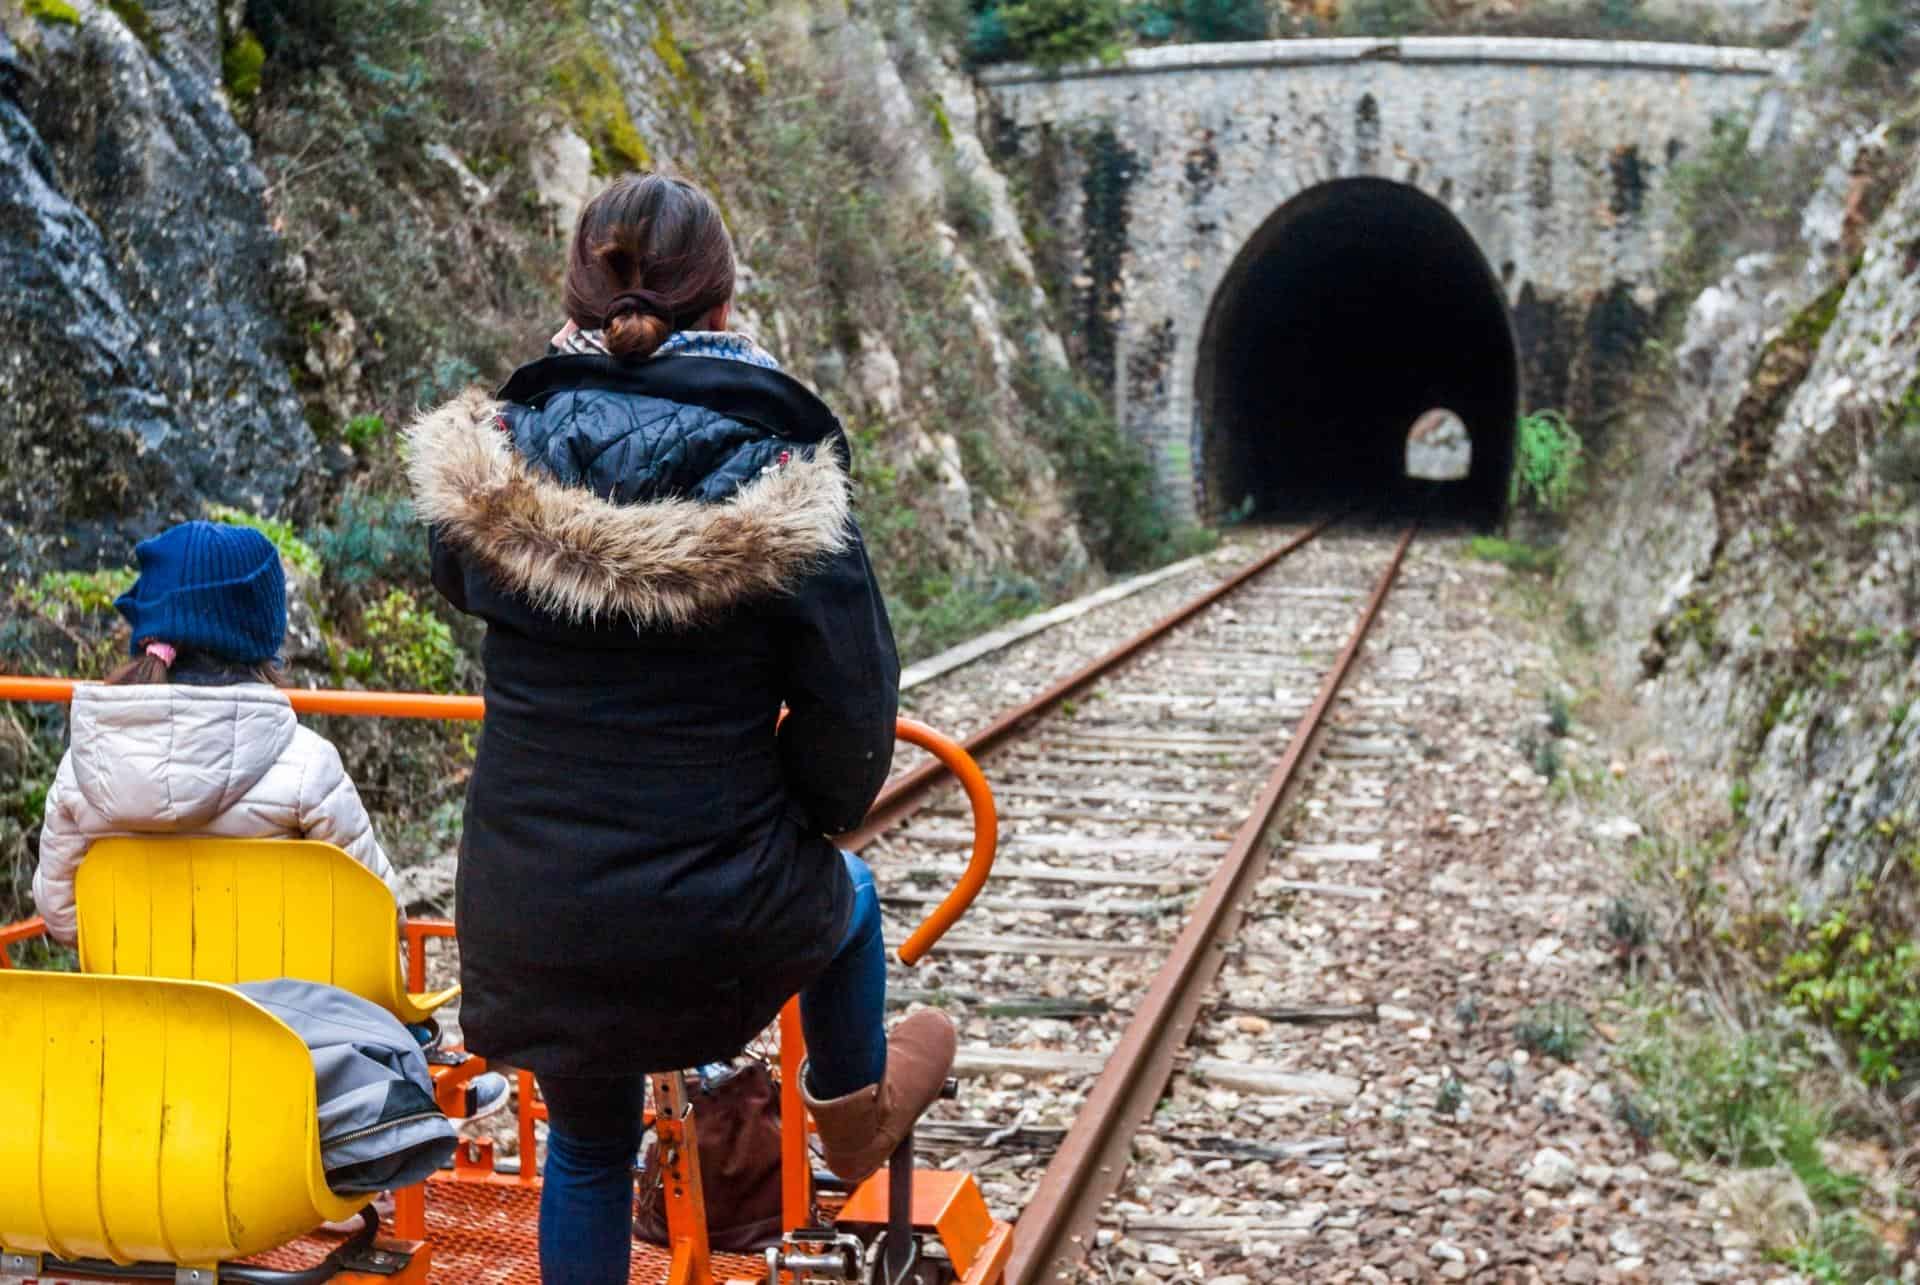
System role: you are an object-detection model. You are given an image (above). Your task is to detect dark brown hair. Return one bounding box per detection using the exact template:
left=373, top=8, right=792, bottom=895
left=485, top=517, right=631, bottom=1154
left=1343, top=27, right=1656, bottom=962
left=563, top=173, right=736, bottom=360
left=106, top=649, right=284, bottom=687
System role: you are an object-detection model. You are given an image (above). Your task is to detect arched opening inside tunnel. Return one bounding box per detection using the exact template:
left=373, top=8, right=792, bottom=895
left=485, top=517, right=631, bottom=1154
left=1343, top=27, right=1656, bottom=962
left=1195, top=177, right=1519, bottom=528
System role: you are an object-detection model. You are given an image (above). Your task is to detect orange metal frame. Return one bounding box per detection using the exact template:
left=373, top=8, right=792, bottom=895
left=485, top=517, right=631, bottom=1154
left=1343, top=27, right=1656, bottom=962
left=0, top=677, right=1006, bottom=1284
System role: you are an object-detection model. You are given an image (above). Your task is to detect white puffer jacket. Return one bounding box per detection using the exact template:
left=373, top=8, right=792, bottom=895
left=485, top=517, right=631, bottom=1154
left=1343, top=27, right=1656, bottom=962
left=33, top=683, right=397, bottom=945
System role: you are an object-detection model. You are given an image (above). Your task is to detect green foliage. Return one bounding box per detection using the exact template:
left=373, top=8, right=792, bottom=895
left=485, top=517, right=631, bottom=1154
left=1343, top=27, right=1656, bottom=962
left=1180, top=0, right=1267, bottom=40
left=1014, top=352, right=1174, bottom=571
left=993, top=0, right=1125, bottom=66
left=1831, top=0, right=1920, bottom=90
left=206, top=505, right=322, bottom=578
left=6, top=936, right=79, bottom=971
left=1777, top=899, right=1920, bottom=1087
left=309, top=490, right=422, bottom=588
left=1730, top=778, right=1751, bottom=819
left=241, top=0, right=433, bottom=69
left=1776, top=1212, right=1899, bottom=1284
left=1130, top=5, right=1176, bottom=38
left=1514, top=1000, right=1588, bottom=1060
left=939, top=153, right=996, bottom=241
left=1544, top=689, right=1571, bottom=738
left=1621, top=1007, right=1859, bottom=1205
left=17, top=569, right=136, bottom=618
left=889, top=573, right=1044, bottom=664
left=344, top=414, right=387, bottom=453
left=243, top=0, right=568, bottom=458
left=106, top=0, right=161, bottom=53
left=220, top=28, right=266, bottom=102
left=1337, top=0, right=1429, bottom=35
left=1509, top=410, right=1583, bottom=513
left=348, top=589, right=460, bottom=692
left=24, top=0, right=80, bottom=24
left=1664, top=113, right=1821, bottom=305
left=1467, top=537, right=1557, bottom=575
left=1434, top=1074, right=1464, bottom=1116
left=965, top=7, right=1014, bottom=62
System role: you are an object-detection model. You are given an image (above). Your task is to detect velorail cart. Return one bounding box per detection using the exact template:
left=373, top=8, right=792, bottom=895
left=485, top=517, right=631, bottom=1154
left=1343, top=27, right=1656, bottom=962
left=0, top=678, right=1009, bottom=1285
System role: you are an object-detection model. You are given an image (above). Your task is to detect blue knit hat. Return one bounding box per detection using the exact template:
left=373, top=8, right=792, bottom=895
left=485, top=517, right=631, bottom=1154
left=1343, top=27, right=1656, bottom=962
left=115, top=521, right=288, bottom=663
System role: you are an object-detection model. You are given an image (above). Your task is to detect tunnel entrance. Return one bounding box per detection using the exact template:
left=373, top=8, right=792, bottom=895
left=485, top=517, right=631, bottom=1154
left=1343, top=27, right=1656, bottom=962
left=1195, top=178, right=1518, bottom=528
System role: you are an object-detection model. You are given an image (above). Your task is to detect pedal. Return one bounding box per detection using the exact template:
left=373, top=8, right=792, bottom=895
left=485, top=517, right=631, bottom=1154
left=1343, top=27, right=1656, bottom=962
left=766, top=1228, right=865, bottom=1283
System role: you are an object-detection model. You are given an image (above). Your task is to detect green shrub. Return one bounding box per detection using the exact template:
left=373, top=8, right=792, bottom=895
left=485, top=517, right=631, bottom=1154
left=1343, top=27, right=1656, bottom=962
left=1832, top=0, right=1920, bottom=90
left=24, top=0, right=81, bottom=25
left=1510, top=410, right=1583, bottom=513
left=223, top=29, right=267, bottom=106
left=1013, top=351, right=1171, bottom=570
left=1664, top=112, right=1822, bottom=305
left=1514, top=1000, right=1587, bottom=1059
left=1777, top=900, right=1920, bottom=1087
left=966, top=7, right=1015, bottom=62
left=1131, top=5, right=1177, bottom=38
left=241, top=0, right=433, bottom=69
left=1467, top=536, right=1557, bottom=574
left=1336, top=0, right=1430, bottom=35
left=1182, top=0, right=1267, bottom=40
left=310, top=490, right=422, bottom=588
left=206, top=505, right=322, bottom=578
left=1621, top=1008, right=1860, bottom=1206
left=995, top=0, right=1126, bottom=66
left=889, top=572, right=1044, bottom=663
left=17, top=569, right=136, bottom=618
left=344, top=414, right=387, bottom=453
left=350, top=589, right=460, bottom=692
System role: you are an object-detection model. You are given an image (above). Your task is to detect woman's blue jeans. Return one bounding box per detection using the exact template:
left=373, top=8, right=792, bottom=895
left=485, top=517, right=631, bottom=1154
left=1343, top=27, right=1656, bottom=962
left=535, top=852, right=886, bottom=1285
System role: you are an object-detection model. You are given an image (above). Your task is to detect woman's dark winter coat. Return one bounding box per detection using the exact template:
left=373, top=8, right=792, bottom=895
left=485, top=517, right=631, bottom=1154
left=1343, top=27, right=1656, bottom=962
left=407, top=354, right=898, bottom=1076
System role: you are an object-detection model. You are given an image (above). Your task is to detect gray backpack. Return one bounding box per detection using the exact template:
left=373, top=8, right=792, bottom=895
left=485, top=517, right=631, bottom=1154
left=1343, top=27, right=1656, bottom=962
left=236, top=979, right=459, bottom=1195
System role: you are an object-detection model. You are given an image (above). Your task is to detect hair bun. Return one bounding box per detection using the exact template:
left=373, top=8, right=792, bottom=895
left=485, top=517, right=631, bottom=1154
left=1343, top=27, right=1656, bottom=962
left=606, top=310, right=672, bottom=358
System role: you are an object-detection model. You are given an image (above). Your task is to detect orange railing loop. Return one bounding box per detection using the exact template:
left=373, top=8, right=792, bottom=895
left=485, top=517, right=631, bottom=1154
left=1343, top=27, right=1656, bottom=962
left=886, top=717, right=997, bottom=966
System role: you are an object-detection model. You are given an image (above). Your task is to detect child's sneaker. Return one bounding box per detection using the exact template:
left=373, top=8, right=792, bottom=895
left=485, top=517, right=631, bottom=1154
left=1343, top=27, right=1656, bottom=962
left=460, top=1071, right=511, bottom=1124
left=407, top=1018, right=443, bottom=1054
left=318, top=1191, right=393, bottom=1235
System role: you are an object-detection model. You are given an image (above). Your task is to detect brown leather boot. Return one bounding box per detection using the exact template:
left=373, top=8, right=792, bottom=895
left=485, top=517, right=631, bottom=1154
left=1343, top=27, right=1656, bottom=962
left=800, top=1010, right=957, bottom=1183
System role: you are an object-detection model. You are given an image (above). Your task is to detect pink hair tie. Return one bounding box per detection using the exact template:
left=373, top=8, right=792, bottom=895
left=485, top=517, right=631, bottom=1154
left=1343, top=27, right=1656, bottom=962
left=144, top=642, right=177, bottom=668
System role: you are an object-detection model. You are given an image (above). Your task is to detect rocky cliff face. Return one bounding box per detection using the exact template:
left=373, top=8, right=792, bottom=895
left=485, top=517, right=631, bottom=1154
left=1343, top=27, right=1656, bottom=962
left=1565, top=73, right=1919, bottom=905
left=0, top=2, right=314, bottom=580
left=586, top=2, right=1096, bottom=592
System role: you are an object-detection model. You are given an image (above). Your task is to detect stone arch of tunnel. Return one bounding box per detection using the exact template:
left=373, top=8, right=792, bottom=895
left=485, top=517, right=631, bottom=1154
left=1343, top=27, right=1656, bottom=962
left=1194, top=177, right=1519, bottom=528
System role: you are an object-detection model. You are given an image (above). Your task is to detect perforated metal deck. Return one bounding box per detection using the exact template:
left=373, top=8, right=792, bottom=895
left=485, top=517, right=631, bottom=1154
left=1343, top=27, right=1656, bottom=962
left=246, top=1183, right=770, bottom=1284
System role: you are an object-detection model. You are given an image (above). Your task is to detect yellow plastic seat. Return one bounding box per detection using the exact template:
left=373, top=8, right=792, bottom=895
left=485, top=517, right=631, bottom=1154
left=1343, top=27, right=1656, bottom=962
left=74, top=836, right=458, bottom=1024
left=0, top=969, right=364, bottom=1267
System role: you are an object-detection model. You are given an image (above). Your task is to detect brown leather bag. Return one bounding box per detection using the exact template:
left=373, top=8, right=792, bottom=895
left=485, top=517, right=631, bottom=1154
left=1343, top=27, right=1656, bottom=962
left=633, top=1060, right=785, bottom=1252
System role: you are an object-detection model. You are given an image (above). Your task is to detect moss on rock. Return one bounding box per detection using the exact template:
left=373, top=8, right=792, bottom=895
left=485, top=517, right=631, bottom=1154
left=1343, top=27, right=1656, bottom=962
left=24, top=0, right=81, bottom=26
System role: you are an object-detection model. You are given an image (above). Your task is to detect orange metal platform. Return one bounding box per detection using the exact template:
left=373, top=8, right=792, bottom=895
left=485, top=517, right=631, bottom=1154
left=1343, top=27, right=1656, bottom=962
left=245, top=1183, right=770, bottom=1284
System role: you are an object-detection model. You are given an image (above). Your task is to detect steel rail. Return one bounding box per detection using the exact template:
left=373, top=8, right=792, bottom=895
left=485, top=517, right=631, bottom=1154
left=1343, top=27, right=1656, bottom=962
left=838, top=516, right=1338, bottom=851
left=1005, top=523, right=1417, bottom=1285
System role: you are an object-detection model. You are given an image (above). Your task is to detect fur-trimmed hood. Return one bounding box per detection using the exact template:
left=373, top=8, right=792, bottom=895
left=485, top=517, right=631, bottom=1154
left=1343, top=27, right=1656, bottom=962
left=406, top=385, right=852, bottom=630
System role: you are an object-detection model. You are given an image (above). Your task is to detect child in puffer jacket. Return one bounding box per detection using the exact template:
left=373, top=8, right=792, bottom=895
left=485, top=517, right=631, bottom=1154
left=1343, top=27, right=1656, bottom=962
left=31, top=520, right=509, bottom=1235
left=32, top=520, right=402, bottom=942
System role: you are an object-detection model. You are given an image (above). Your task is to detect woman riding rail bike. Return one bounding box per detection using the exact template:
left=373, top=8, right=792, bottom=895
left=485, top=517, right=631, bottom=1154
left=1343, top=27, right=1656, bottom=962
left=406, top=171, right=958, bottom=1285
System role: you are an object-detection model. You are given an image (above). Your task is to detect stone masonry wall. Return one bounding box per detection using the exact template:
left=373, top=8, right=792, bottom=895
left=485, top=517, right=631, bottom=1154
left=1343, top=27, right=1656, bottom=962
left=984, top=38, right=1790, bottom=520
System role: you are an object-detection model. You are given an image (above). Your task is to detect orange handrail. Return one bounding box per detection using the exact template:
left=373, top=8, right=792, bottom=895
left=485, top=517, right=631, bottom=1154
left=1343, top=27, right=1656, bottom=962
left=0, top=680, right=999, bottom=963
left=0, top=675, right=484, bottom=721
left=0, top=915, right=47, bottom=968
left=888, top=717, right=997, bottom=966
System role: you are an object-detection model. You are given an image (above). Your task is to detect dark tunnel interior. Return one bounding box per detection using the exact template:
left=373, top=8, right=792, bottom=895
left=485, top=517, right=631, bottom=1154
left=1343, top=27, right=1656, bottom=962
left=1195, top=178, right=1519, bottom=528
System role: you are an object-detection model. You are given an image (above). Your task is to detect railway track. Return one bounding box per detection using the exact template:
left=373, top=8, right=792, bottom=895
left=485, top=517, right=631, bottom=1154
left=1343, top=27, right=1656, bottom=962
left=842, top=519, right=1419, bottom=1285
